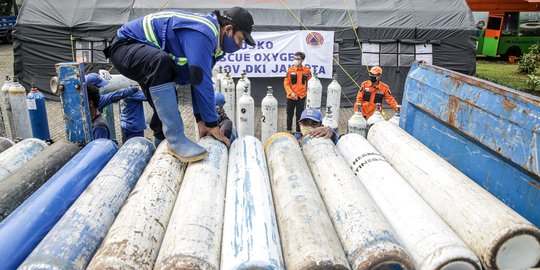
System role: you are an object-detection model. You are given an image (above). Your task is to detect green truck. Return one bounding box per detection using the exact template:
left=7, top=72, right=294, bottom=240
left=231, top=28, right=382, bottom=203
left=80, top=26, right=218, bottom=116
left=475, top=12, right=540, bottom=58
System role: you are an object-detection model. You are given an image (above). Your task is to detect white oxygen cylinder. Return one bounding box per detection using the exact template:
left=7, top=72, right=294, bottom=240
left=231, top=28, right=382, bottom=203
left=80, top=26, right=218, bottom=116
left=348, top=103, right=368, bottom=137
left=222, top=136, right=284, bottom=270
left=215, top=65, right=224, bottom=93
left=237, top=85, right=254, bottom=138
left=8, top=77, right=32, bottom=139
left=389, top=112, right=400, bottom=125
left=242, top=70, right=251, bottom=93
left=235, top=74, right=247, bottom=125
left=222, top=72, right=235, bottom=122
left=322, top=106, right=338, bottom=134
left=260, top=86, right=278, bottom=144
left=1, top=76, right=15, bottom=139
left=337, top=134, right=482, bottom=270
left=367, top=103, right=385, bottom=128
left=219, top=68, right=229, bottom=94
left=235, top=76, right=246, bottom=105
left=211, top=64, right=219, bottom=78
left=306, top=72, right=322, bottom=109
left=326, top=74, right=341, bottom=122
left=101, top=75, right=138, bottom=93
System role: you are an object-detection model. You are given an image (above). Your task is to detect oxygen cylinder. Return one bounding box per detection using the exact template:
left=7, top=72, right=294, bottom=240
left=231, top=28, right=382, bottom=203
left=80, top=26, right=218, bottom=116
left=8, top=77, right=32, bottom=139
left=367, top=103, right=385, bottom=128
left=389, top=112, right=400, bottom=125
left=326, top=74, right=341, bottom=121
left=242, top=70, right=251, bottom=93
left=235, top=74, right=247, bottom=104
left=237, top=85, right=254, bottom=138
left=216, top=66, right=225, bottom=92
left=222, top=72, right=235, bottom=122
left=260, top=86, right=278, bottom=143
left=235, top=73, right=249, bottom=125
left=306, top=72, right=322, bottom=109
left=348, top=103, right=368, bottom=137
left=211, top=64, right=219, bottom=78
left=1, top=76, right=15, bottom=139
left=213, top=65, right=224, bottom=93
left=322, top=106, right=338, bottom=134
left=101, top=75, right=138, bottom=93
left=27, top=84, right=51, bottom=140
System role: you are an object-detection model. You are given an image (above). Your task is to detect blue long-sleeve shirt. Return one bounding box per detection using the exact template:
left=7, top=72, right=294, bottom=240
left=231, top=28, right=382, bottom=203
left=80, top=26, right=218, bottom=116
left=117, top=11, right=223, bottom=127
left=120, top=90, right=147, bottom=132
left=176, top=29, right=219, bottom=126
left=98, top=87, right=137, bottom=112
left=92, top=114, right=110, bottom=140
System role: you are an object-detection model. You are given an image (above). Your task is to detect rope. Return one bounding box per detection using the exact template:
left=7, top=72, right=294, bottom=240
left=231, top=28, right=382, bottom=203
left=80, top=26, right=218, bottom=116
left=158, top=0, right=171, bottom=12
left=70, top=34, right=75, bottom=62
left=278, top=0, right=358, bottom=107
left=342, top=0, right=370, bottom=74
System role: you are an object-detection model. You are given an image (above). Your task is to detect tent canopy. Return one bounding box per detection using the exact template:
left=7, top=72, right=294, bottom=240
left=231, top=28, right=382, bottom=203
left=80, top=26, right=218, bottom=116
left=14, top=0, right=476, bottom=105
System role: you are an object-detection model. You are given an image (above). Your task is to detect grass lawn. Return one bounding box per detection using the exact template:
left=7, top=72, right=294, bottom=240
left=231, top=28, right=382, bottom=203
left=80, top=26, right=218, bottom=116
left=476, top=60, right=540, bottom=96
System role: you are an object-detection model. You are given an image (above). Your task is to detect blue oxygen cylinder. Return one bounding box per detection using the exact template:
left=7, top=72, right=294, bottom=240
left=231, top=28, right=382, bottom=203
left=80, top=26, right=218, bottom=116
left=27, top=84, right=51, bottom=140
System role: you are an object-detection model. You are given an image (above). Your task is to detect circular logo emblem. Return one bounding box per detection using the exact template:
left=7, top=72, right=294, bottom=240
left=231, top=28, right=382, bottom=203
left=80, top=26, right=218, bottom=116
left=306, top=32, right=324, bottom=48
left=241, top=108, right=246, bottom=113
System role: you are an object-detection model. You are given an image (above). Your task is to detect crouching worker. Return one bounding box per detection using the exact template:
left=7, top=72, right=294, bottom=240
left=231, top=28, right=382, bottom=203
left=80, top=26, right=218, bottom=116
left=294, top=108, right=338, bottom=144
left=87, top=84, right=110, bottom=140
left=104, top=7, right=255, bottom=162
left=215, top=92, right=237, bottom=142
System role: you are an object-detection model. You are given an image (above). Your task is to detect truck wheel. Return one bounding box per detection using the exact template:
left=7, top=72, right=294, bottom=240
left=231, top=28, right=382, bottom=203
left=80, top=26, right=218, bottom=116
left=3, top=31, right=12, bottom=44
left=504, top=46, right=522, bottom=59
left=520, top=22, right=540, bottom=36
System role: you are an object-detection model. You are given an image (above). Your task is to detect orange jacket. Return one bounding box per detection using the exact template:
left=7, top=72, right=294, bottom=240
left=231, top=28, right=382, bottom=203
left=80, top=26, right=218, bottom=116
left=284, top=65, right=312, bottom=99
left=354, top=80, right=399, bottom=119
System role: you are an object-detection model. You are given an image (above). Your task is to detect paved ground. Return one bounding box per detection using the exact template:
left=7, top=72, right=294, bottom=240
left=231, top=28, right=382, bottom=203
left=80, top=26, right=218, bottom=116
left=0, top=43, right=396, bottom=144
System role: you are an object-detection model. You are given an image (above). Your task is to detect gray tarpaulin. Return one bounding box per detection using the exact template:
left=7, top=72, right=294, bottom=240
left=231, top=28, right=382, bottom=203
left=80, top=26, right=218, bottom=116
left=13, top=0, right=475, bottom=105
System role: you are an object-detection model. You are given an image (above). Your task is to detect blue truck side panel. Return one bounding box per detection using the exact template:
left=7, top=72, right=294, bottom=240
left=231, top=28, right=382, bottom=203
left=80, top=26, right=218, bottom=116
left=402, top=61, right=540, bottom=227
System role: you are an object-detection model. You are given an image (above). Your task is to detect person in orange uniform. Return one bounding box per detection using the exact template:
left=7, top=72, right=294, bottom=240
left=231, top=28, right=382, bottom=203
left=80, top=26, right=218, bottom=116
left=354, top=66, right=400, bottom=119
left=284, top=52, right=312, bottom=132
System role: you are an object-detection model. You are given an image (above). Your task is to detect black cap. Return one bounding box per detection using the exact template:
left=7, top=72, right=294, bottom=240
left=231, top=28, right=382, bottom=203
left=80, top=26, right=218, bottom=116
left=223, top=7, right=255, bottom=46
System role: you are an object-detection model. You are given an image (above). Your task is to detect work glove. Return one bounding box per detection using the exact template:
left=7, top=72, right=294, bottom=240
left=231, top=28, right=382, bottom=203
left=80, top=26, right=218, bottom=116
left=99, top=69, right=112, bottom=81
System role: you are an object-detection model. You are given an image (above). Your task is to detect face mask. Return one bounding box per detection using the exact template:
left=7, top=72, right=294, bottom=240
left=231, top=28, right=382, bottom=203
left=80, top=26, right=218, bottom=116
left=369, top=75, right=378, bottom=83
left=216, top=106, right=224, bottom=115
left=294, top=60, right=301, bottom=66
left=222, top=33, right=241, bottom=53
left=300, top=125, right=314, bottom=136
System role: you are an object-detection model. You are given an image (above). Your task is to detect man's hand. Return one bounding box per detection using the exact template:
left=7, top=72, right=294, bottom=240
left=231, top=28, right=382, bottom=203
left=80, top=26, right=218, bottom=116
left=305, top=126, right=333, bottom=139
left=290, top=93, right=298, bottom=100
left=98, top=69, right=112, bottom=81
left=206, top=126, right=230, bottom=148
left=197, top=121, right=207, bottom=138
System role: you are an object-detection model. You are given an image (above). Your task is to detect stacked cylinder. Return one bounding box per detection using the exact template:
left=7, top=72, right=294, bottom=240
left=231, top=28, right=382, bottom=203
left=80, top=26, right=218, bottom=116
left=27, top=84, right=51, bottom=140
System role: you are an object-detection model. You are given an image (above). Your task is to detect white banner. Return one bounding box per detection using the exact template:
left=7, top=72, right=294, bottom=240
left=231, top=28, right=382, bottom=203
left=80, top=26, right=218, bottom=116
left=218, top=31, right=335, bottom=79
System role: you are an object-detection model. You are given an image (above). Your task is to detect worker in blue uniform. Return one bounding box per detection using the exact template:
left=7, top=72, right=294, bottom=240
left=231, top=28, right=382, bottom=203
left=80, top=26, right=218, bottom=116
left=104, top=7, right=255, bottom=162
left=86, top=73, right=138, bottom=112
left=86, top=84, right=110, bottom=140
left=119, top=87, right=147, bottom=143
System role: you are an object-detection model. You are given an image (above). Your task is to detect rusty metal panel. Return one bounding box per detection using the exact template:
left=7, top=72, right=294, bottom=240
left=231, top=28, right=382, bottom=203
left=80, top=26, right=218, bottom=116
left=401, top=61, right=540, bottom=227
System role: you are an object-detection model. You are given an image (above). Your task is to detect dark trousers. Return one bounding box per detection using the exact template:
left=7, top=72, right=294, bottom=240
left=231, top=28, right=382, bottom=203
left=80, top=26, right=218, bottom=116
left=286, top=97, right=306, bottom=132
left=106, top=40, right=178, bottom=140
left=121, top=128, right=145, bottom=144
